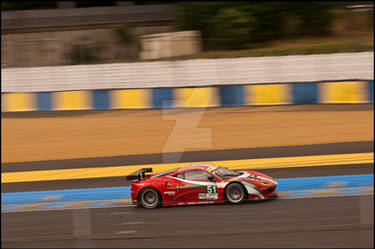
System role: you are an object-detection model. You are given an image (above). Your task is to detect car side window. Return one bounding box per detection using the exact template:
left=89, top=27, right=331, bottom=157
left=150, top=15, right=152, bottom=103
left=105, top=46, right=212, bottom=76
left=184, top=170, right=213, bottom=181
left=175, top=173, right=184, bottom=179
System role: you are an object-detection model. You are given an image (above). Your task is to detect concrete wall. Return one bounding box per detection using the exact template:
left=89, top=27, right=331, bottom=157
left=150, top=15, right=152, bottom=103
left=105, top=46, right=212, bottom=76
left=2, top=52, right=373, bottom=93
left=1, top=4, right=178, bottom=68
left=140, top=31, right=202, bottom=60
left=1, top=26, right=176, bottom=68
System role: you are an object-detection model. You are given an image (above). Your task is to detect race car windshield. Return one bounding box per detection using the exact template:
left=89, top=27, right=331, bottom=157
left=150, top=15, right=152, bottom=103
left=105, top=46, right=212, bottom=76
left=212, top=166, right=241, bottom=179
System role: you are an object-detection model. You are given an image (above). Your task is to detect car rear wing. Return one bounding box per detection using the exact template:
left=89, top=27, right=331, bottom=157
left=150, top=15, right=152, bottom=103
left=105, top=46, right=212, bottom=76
left=126, top=168, right=153, bottom=181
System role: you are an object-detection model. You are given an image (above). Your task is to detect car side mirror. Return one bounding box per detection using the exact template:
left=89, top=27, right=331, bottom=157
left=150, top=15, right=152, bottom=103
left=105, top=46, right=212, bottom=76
left=208, top=176, right=218, bottom=182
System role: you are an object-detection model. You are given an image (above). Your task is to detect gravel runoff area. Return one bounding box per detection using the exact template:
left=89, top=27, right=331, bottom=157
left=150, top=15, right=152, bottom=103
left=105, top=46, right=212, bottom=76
left=2, top=104, right=373, bottom=163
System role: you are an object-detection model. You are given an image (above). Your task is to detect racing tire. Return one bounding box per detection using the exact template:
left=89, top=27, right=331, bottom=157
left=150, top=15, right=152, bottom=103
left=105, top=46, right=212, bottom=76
left=139, top=188, right=161, bottom=209
left=225, top=183, right=246, bottom=204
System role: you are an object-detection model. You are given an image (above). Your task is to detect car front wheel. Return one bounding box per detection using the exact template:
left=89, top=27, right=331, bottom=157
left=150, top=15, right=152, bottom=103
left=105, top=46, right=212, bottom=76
left=139, top=188, right=161, bottom=209
left=225, top=183, right=246, bottom=204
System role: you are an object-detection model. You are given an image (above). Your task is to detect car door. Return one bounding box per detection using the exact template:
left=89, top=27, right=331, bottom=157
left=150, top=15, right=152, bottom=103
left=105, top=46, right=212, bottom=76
left=171, top=170, right=219, bottom=203
left=164, top=171, right=199, bottom=203
left=163, top=175, right=183, bottom=204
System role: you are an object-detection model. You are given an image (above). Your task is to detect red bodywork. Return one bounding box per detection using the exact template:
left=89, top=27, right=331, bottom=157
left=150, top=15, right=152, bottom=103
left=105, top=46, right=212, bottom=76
left=129, top=164, right=278, bottom=207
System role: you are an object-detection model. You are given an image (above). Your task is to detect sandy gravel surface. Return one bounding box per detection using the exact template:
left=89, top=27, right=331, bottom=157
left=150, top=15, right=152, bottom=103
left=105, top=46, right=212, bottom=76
left=2, top=105, right=373, bottom=163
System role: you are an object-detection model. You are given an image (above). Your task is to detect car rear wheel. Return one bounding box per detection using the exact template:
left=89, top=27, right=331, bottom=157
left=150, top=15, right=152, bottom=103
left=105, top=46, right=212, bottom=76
left=139, top=188, right=160, bottom=209
left=225, top=183, right=246, bottom=204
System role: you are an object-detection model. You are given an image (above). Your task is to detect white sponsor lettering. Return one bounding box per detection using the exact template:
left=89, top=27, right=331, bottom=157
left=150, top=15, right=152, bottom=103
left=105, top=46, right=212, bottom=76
left=164, top=191, right=176, bottom=195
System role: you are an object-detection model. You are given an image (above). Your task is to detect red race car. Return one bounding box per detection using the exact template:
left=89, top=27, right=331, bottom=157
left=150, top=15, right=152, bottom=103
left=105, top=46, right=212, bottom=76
left=127, top=164, right=278, bottom=209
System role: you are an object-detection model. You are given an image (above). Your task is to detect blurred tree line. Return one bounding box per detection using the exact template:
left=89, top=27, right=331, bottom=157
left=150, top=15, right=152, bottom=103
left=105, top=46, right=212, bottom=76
left=178, top=1, right=342, bottom=50
left=2, top=1, right=372, bottom=52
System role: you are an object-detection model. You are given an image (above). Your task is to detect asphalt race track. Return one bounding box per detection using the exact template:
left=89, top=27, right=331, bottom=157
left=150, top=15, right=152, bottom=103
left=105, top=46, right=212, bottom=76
left=2, top=141, right=373, bottom=193
left=2, top=141, right=374, bottom=248
left=2, top=104, right=374, bottom=248
left=2, top=195, right=373, bottom=248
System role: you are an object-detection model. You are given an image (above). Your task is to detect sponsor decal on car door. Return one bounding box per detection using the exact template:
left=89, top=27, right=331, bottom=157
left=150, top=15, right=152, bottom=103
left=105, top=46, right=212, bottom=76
left=169, top=177, right=219, bottom=201
left=204, top=184, right=218, bottom=200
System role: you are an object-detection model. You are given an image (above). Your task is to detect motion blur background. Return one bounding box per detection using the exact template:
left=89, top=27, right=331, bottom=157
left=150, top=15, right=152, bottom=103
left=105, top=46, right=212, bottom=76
left=1, top=1, right=374, bottom=248
left=1, top=1, right=374, bottom=67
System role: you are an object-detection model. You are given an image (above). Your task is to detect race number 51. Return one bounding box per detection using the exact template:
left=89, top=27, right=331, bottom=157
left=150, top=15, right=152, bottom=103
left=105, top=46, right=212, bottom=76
left=207, top=185, right=217, bottom=194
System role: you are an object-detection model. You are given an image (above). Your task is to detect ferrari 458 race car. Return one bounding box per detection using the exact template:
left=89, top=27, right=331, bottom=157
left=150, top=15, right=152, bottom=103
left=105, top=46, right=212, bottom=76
left=127, top=164, right=278, bottom=209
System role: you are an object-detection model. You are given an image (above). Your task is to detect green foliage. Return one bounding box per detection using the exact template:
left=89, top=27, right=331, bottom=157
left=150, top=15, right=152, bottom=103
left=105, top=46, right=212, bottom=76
left=207, top=7, right=255, bottom=49
left=283, top=1, right=337, bottom=36
left=178, top=1, right=338, bottom=50
left=244, top=2, right=285, bottom=42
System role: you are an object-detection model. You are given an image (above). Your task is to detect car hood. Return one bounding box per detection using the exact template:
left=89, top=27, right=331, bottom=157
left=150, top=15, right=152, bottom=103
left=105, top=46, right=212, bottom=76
left=232, top=170, right=278, bottom=186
